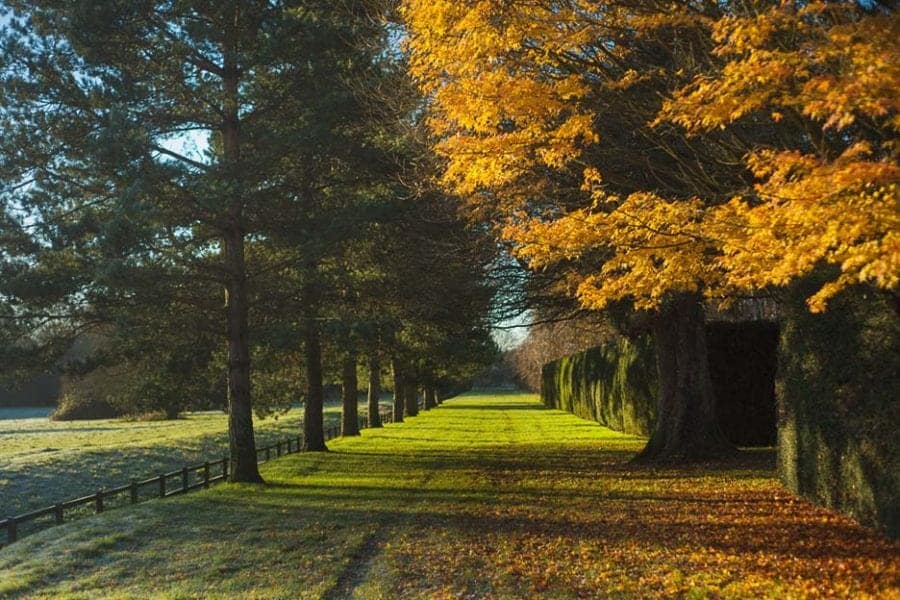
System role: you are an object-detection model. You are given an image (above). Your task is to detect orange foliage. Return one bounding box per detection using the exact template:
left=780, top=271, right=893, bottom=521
left=660, top=1, right=900, bottom=310
left=404, top=0, right=899, bottom=312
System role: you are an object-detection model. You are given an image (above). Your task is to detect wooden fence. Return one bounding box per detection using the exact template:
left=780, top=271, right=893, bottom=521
left=1, top=407, right=398, bottom=547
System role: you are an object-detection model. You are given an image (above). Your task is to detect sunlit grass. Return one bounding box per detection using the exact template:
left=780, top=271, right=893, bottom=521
left=0, top=392, right=896, bottom=599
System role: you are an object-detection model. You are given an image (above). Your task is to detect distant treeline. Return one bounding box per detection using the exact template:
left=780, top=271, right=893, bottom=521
left=0, top=375, right=59, bottom=408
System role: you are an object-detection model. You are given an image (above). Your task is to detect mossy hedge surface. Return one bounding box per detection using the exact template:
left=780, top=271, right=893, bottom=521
left=778, top=282, right=899, bottom=538
left=541, top=322, right=779, bottom=445
left=541, top=336, right=658, bottom=436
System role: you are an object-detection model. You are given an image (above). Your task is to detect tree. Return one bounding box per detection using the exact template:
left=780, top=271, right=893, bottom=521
left=340, top=350, right=361, bottom=436
left=657, top=0, right=898, bottom=311
left=0, top=1, right=388, bottom=480
left=366, top=353, right=383, bottom=428
left=402, top=0, right=746, bottom=461
left=403, top=0, right=898, bottom=460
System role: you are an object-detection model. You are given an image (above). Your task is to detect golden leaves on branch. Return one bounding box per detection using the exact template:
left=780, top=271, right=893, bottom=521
left=659, top=1, right=900, bottom=310
left=404, top=0, right=899, bottom=313
left=714, top=147, right=899, bottom=311
left=506, top=192, right=722, bottom=311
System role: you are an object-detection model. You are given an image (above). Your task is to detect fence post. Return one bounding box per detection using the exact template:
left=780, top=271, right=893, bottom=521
left=95, top=490, right=104, bottom=513
left=54, top=503, right=63, bottom=525
left=6, top=517, right=16, bottom=544
left=264, top=446, right=270, bottom=462
left=130, top=479, right=138, bottom=504
left=159, top=474, right=166, bottom=498
left=222, top=456, right=229, bottom=481
left=276, top=441, right=281, bottom=457
left=181, top=467, right=189, bottom=493
left=203, top=462, right=210, bottom=488
left=296, top=435, right=301, bottom=452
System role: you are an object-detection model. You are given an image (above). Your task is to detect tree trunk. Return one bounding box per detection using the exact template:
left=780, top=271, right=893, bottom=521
left=303, top=315, right=327, bottom=451
left=424, top=385, right=437, bottom=410
left=636, top=293, right=735, bottom=463
left=341, top=351, right=360, bottom=436
left=221, top=27, right=262, bottom=483
left=404, top=380, right=419, bottom=417
left=391, top=358, right=404, bottom=423
left=367, top=354, right=382, bottom=428
left=224, top=228, right=263, bottom=483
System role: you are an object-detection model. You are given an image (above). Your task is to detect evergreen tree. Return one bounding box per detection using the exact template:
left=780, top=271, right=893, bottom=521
left=0, top=1, right=390, bottom=480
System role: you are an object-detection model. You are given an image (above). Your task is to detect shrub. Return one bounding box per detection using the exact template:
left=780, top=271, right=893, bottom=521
left=51, top=371, right=126, bottom=420
left=542, top=322, right=778, bottom=445
left=778, top=280, right=899, bottom=538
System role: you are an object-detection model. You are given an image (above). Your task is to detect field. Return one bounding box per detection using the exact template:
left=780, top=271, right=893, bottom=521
left=0, top=392, right=896, bottom=599
left=0, top=401, right=385, bottom=518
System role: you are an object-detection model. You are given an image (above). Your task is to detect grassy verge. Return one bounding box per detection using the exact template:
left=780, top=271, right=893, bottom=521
left=0, top=401, right=387, bottom=517
left=0, top=392, right=896, bottom=599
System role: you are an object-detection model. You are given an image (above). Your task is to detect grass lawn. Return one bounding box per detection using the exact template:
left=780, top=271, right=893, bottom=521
left=0, top=401, right=386, bottom=518
left=0, top=392, right=896, bottom=599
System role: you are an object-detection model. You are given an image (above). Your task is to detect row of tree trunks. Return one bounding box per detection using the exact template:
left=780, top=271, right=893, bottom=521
left=304, top=348, right=444, bottom=452
left=238, top=289, right=729, bottom=469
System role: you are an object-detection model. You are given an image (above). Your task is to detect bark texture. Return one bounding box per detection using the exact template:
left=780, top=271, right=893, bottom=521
left=404, top=381, right=419, bottom=417
left=303, top=316, right=327, bottom=451
left=341, top=352, right=360, bottom=436
left=424, top=385, right=437, bottom=409
left=367, top=354, right=383, bottom=428
left=224, top=227, right=263, bottom=483
left=637, top=293, right=735, bottom=463
left=391, top=358, right=404, bottom=423
left=222, top=26, right=262, bottom=483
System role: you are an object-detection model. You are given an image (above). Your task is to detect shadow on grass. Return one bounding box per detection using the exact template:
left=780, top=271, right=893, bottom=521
left=197, top=464, right=892, bottom=563
left=2, top=394, right=895, bottom=600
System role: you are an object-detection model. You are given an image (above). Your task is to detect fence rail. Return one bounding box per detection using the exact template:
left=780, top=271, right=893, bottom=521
left=1, top=406, right=399, bottom=547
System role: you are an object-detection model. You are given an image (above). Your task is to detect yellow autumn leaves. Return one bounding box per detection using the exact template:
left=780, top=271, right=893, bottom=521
left=403, top=0, right=899, bottom=312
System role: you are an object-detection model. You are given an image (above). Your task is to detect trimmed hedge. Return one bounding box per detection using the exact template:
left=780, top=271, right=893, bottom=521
left=541, top=336, right=657, bottom=436
left=541, top=322, right=778, bottom=446
left=778, top=282, right=899, bottom=538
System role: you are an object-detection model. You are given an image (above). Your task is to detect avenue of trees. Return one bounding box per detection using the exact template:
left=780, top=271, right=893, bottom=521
left=0, top=0, right=896, bottom=476
left=0, top=1, right=500, bottom=483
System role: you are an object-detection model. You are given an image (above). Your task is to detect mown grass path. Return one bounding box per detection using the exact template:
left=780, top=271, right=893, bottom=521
left=1, top=392, right=897, bottom=598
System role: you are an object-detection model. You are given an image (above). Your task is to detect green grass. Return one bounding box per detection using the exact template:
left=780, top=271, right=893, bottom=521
left=0, top=401, right=386, bottom=518
left=0, top=392, right=896, bottom=599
